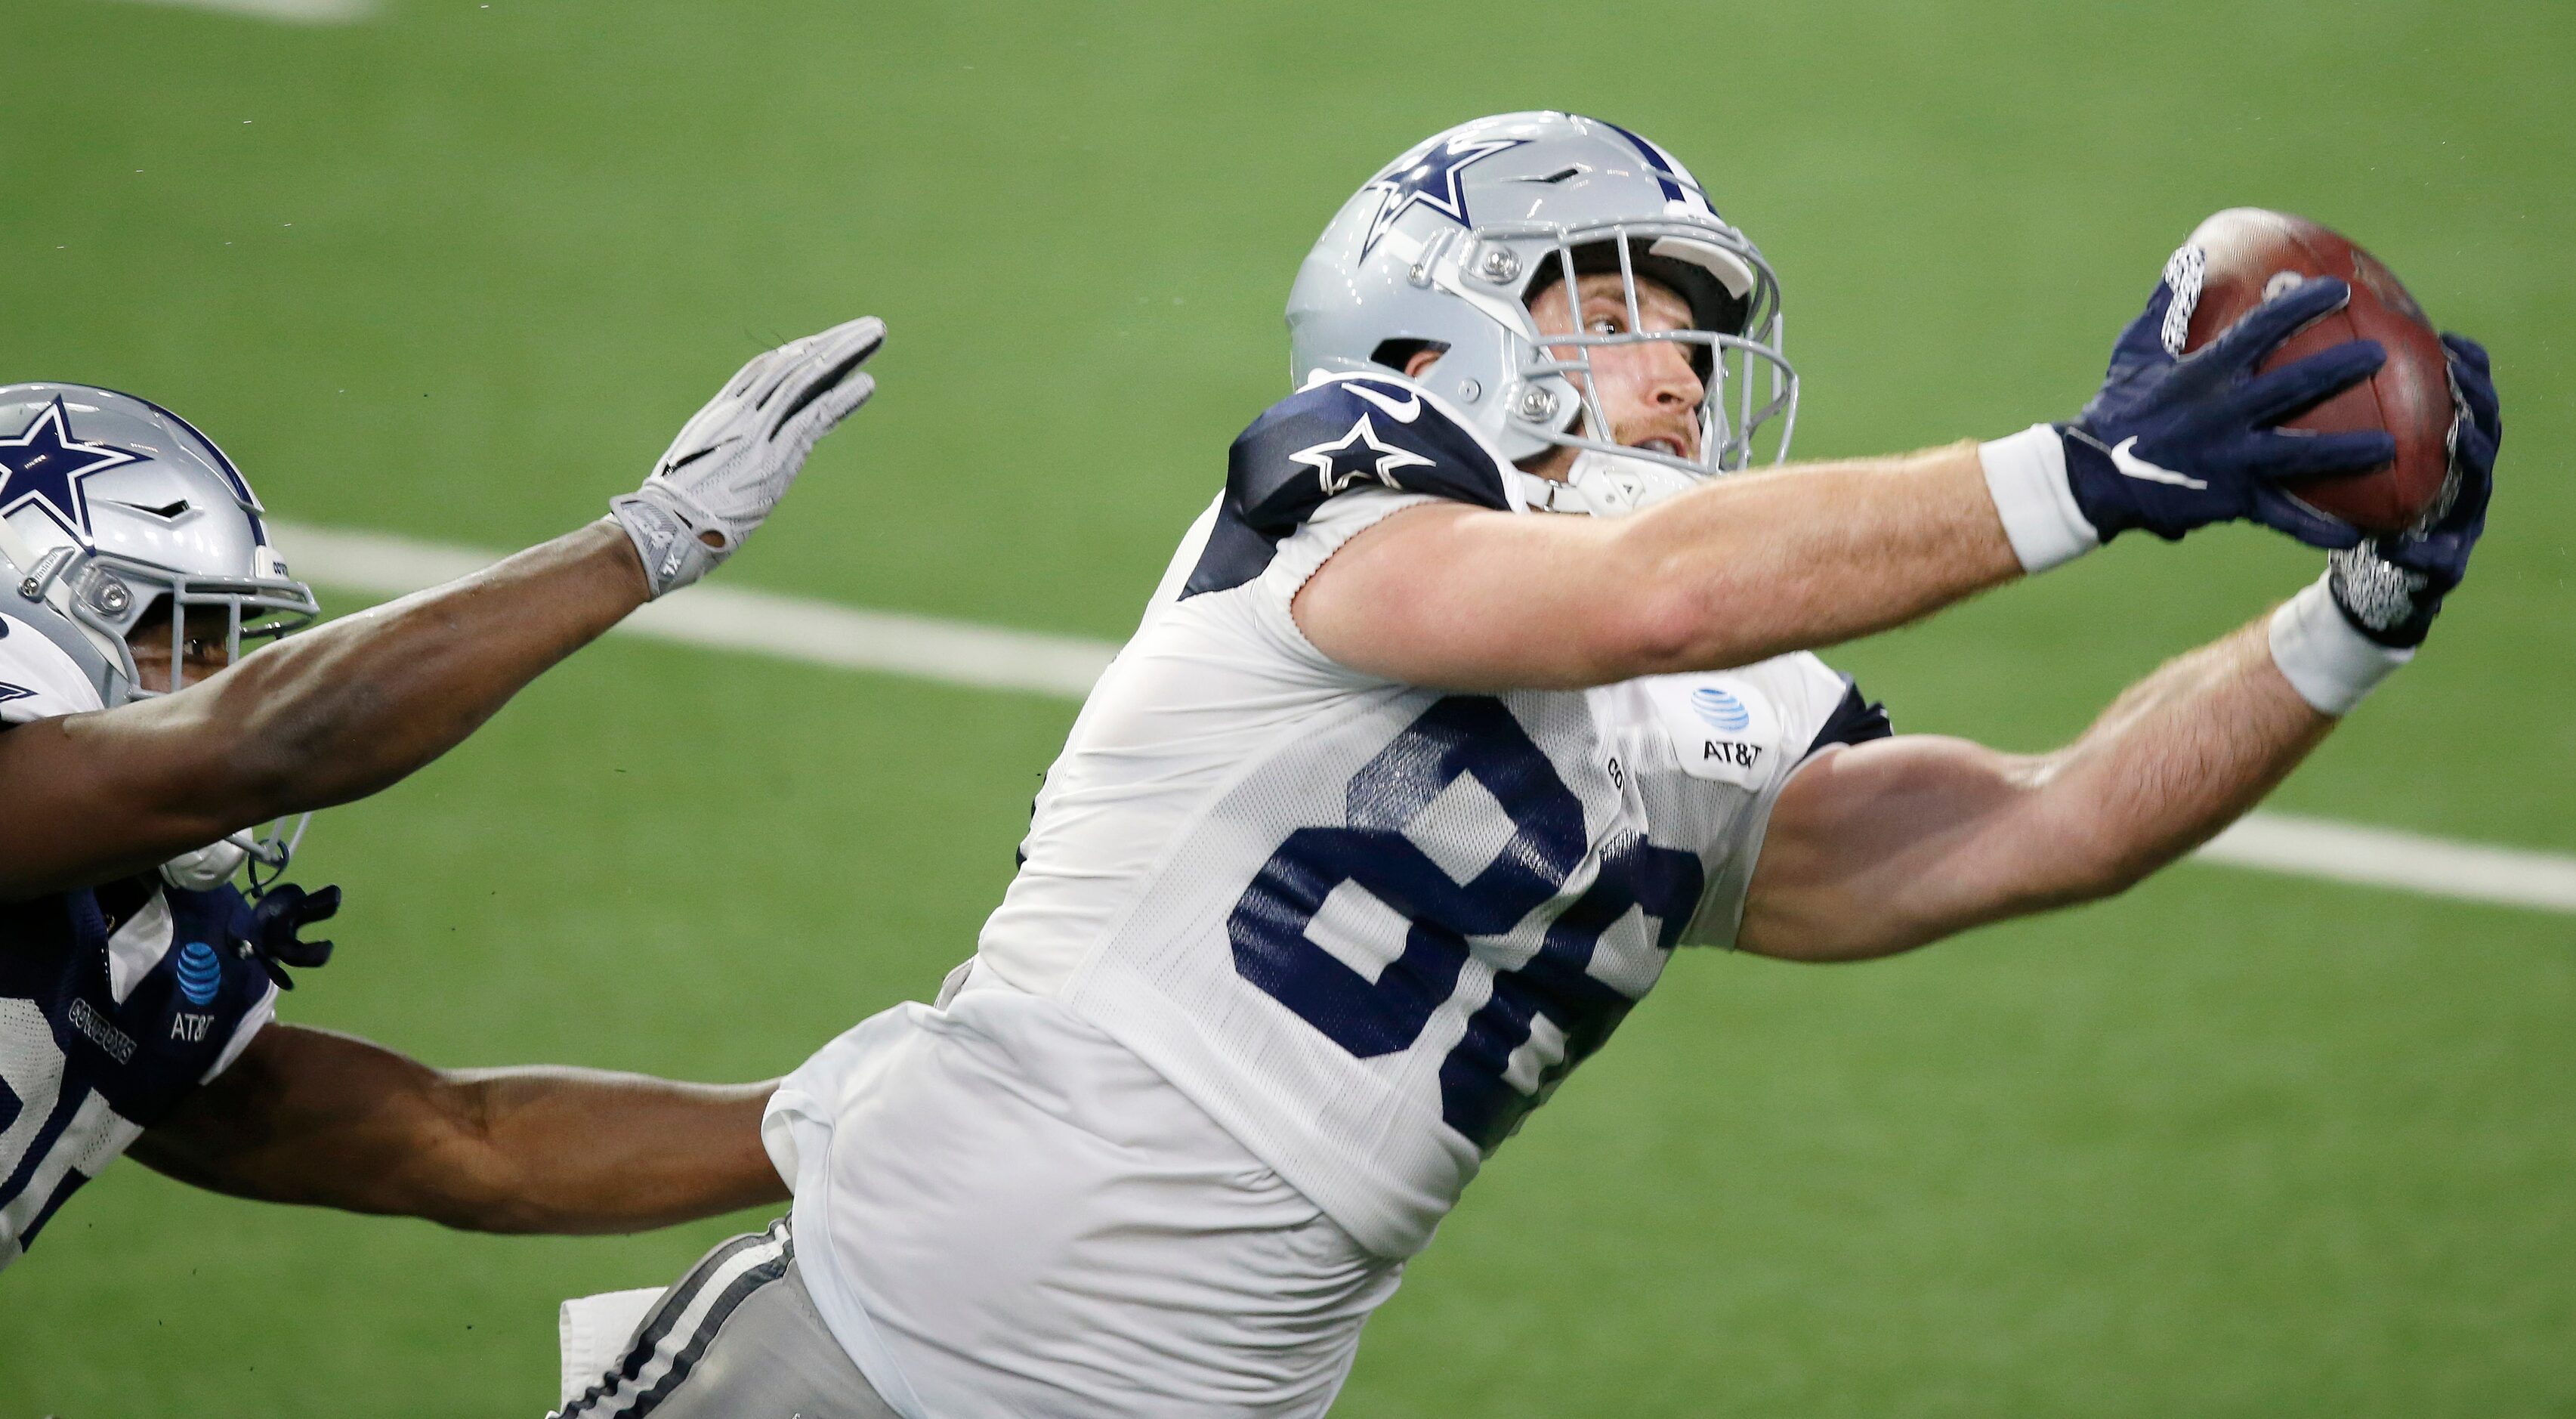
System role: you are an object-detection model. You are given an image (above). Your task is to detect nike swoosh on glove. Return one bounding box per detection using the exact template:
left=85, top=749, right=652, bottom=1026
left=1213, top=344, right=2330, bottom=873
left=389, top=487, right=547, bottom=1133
left=2064, top=254, right=2395, bottom=549
left=612, top=316, right=884, bottom=598
left=2327, top=333, right=2497, bottom=648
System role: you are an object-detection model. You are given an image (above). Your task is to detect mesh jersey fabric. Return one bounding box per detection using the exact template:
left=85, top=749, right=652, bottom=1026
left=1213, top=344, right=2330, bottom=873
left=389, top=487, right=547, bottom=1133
left=764, top=966, right=1401, bottom=1419
left=1, top=876, right=276, bottom=1269
left=0, top=626, right=274, bottom=1268
left=968, top=379, right=1859, bottom=1257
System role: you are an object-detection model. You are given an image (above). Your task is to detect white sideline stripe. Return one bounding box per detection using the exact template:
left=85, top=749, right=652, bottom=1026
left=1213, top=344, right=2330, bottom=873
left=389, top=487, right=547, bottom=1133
left=266, top=521, right=2576, bottom=917
left=100, top=0, right=375, bottom=21
left=268, top=521, right=1117, bottom=698
left=2197, top=813, right=2576, bottom=915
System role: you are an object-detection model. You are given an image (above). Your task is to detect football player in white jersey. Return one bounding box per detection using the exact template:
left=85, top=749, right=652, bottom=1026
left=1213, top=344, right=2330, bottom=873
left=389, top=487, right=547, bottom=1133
left=0, top=319, right=881, bottom=1278
left=567, top=114, right=2497, bottom=1418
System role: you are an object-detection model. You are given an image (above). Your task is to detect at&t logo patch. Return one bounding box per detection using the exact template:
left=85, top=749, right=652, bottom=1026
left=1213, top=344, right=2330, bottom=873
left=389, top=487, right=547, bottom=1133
left=1648, top=674, right=1781, bottom=788
left=1689, top=686, right=1752, bottom=732
left=175, top=941, right=222, bottom=1006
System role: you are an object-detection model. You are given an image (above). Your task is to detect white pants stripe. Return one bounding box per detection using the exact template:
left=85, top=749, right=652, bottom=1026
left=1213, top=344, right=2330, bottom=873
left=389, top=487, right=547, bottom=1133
left=553, top=1219, right=792, bottom=1418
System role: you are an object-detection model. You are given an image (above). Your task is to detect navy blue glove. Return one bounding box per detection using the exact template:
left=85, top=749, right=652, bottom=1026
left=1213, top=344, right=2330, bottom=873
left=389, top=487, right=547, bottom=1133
left=2326, top=334, right=2497, bottom=648
left=2062, top=269, right=2395, bottom=549
left=239, top=883, right=341, bottom=989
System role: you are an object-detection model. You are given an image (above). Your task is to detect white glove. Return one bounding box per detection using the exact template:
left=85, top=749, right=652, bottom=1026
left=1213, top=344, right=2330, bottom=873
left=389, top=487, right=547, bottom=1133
left=610, top=316, right=884, bottom=598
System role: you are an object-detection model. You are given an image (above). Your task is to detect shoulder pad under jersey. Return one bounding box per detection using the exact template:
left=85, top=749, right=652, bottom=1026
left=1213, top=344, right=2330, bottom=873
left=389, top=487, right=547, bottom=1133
left=1182, top=374, right=1515, bottom=598
left=0, top=607, right=108, bottom=724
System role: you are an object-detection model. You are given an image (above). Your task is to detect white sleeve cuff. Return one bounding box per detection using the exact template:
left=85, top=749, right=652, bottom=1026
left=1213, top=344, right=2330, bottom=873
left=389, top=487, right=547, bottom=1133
left=2267, top=576, right=2412, bottom=716
left=1978, top=423, right=2100, bottom=573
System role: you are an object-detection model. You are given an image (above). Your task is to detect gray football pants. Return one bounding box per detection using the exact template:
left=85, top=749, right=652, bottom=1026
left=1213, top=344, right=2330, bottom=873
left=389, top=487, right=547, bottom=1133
left=552, top=1219, right=900, bottom=1419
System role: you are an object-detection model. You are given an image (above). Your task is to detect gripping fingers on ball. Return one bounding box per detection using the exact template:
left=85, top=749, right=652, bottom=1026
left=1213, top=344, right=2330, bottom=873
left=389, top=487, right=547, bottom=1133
left=2253, top=489, right=2366, bottom=552
left=2103, top=277, right=2182, bottom=373
left=2441, top=332, right=2493, bottom=382
left=2201, top=276, right=2351, bottom=373
left=2441, top=333, right=2500, bottom=447
left=2250, top=424, right=2396, bottom=481
left=2237, top=338, right=2386, bottom=428
left=2424, top=445, right=2492, bottom=546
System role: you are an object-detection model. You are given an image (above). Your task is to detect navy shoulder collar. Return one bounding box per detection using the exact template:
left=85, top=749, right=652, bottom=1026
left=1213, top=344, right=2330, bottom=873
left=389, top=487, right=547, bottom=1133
left=1183, top=375, right=1514, bottom=599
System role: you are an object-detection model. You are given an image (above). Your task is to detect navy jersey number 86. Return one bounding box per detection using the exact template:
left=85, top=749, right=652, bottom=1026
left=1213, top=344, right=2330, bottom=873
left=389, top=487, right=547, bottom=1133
left=1228, top=696, right=1702, bottom=1152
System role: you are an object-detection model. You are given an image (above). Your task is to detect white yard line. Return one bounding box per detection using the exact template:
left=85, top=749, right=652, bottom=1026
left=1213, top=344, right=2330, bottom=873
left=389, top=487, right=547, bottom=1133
left=267, top=520, right=2576, bottom=918
left=2195, top=813, right=2576, bottom=915
left=267, top=521, right=1116, bottom=697
left=100, top=0, right=375, bottom=21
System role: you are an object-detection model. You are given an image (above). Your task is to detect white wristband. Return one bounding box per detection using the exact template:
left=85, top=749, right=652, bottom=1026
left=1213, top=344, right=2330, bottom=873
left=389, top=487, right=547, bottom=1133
left=2267, top=576, right=2412, bottom=716
left=1978, top=423, right=2101, bottom=574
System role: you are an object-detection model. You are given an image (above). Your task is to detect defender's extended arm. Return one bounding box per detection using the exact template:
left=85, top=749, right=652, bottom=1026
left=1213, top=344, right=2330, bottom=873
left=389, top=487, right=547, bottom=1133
left=129, top=1024, right=784, bottom=1234
left=0, top=318, right=881, bottom=900
left=0, top=524, right=647, bottom=897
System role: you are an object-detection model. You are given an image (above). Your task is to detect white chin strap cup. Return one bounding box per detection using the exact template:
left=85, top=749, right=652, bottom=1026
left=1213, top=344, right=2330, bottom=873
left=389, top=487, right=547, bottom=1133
left=1514, top=449, right=1709, bottom=518
left=160, top=839, right=250, bottom=892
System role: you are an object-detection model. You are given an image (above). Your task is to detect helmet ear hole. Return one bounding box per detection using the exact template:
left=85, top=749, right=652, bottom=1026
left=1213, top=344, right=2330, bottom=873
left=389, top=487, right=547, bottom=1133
left=1370, top=339, right=1450, bottom=376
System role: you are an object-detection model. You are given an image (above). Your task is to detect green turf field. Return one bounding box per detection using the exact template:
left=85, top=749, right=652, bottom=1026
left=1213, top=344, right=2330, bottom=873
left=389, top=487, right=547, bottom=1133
left=5, top=0, right=2572, bottom=1412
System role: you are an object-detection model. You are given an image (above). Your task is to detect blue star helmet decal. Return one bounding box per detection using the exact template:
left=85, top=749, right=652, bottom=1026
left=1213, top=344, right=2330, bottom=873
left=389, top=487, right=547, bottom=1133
left=0, top=397, right=147, bottom=541
left=1359, top=134, right=1530, bottom=255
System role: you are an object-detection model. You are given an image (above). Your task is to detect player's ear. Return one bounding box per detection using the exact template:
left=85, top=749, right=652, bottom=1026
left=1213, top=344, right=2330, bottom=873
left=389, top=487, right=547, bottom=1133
left=1404, top=348, right=1443, bottom=379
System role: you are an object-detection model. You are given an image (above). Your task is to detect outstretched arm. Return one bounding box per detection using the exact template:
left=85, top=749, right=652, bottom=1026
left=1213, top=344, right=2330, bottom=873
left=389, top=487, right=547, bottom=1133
left=130, top=1024, right=784, bottom=1235
left=1299, top=442, right=2018, bottom=690
left=1297, top=276, right=2387, bottom=693
left=0, top=317, right=882, bottom=899
left=1737, top=616, right=2329, bottom=962
left=1737, top=330, right=2497, bottom=963
left=0, top=524, right=648, bottom=896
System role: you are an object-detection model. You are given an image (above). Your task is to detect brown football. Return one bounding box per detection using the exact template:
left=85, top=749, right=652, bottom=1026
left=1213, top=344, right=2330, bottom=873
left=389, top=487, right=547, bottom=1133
left=2179, top=208, right=2452, bottom=534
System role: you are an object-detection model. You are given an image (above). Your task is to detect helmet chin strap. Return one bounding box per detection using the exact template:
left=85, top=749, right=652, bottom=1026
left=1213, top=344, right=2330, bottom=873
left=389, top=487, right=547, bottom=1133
left=160, top=837, right=250, bottom=892
left=1512, top=447, right=1710, bottom=518
left=159, top=813, right=311, bottom=895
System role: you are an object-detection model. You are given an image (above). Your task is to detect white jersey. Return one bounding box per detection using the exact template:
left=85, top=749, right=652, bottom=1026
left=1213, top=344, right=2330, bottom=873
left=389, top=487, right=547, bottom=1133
left=769, top=374, right=1889, bottom=1411
left=0, top=604, right=112, bottom=728
left=972, top=373, right=1881, bottom=1258
left=1, top=613, right=276, bottom=1271
left=767, top=968, right=1402, bottom=1418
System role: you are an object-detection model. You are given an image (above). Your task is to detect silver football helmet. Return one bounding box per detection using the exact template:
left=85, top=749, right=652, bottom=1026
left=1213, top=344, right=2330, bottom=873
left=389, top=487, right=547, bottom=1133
left=1286, top=111, right=1797, bottom=482
left=0, top=383, right=320, bottom=886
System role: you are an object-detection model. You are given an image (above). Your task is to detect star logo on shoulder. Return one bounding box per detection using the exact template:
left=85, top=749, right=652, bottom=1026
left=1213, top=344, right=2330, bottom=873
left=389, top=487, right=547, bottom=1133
left=1360, top=134, right=1530, bottom=255
left=0, top=397, right=145, bottom=540
left=0, top=682, right=32, bottom=706
left=1290, top=414, right=1434, bottom=495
